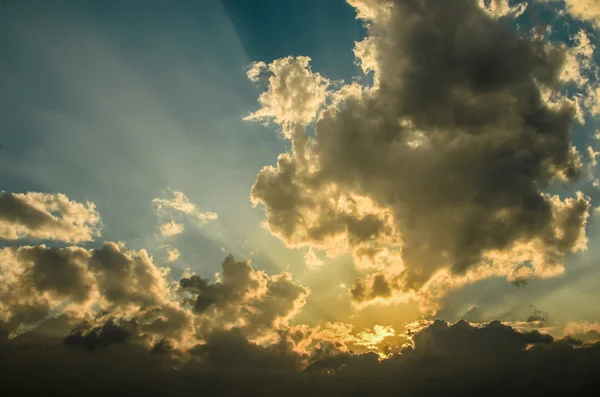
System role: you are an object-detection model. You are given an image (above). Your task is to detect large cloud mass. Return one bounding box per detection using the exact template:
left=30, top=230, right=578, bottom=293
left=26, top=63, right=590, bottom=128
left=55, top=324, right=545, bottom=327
left=247, top=0, right=592, bottom=305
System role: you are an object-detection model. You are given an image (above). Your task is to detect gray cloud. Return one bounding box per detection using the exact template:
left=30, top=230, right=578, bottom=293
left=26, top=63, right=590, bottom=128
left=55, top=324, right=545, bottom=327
left=0, top=245, right=94, bottom=333
left=247, top=0, right=591, bottom=304
left=0, top=237, right=309, bottom=350
left=180, top=254, right=308, bottom=337
left=0, top=242, right=189, bottom=343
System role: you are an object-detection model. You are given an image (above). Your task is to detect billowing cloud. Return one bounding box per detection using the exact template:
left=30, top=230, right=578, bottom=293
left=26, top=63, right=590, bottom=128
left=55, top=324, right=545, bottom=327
left=0, top=191, right=102, bottom=243
left=0, top=237, right=314, bottom=352
left=153, top=190, right=217, bottom=236
left=0, top=241, right=199, bottom=346
left=180, top=254, right=308, bottom=338
left=244, top=56, right=330, bottom=132
left=247, top=0, right=592, bottom=306
left=0, top=245, right=96, bottom=334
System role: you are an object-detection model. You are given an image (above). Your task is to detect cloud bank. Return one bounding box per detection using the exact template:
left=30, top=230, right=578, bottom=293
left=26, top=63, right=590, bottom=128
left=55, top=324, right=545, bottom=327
left=2, top=317, right=599, bottom=396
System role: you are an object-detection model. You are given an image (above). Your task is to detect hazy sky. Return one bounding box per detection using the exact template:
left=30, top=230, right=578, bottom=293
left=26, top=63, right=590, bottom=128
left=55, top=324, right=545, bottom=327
left=1, top=0, right=600, bottom=395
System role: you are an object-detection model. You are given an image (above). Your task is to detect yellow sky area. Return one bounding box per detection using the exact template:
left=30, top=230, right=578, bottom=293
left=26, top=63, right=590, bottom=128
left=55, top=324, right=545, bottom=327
left=231, top=224, right=424, bottom=347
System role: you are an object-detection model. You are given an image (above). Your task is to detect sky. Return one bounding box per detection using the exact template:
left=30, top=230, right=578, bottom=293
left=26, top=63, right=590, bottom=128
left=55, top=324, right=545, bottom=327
left=1, top=0, right=600, bottom=395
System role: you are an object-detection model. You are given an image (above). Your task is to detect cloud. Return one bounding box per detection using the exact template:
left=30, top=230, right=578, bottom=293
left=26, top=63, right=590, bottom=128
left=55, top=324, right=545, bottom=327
left=564, top=0, right=600, bottom=29
left=153, top=190, right=217, bottom=236
left=179, top=254, right=308, bottom=338
left=0, top=244, right=96, bottom=334
left=478, top=0, right=527, bottom=18
left=166, top=247, right=180, bottom=262
left=0, top=241, right=195, bottom=345
left=539, top=3, right=600, bottom=120
left=0, top=191, right=102, bottom=243
left=563, top=321, right=600, bottom=343
left=63, top=318, right=140, bottom=351
left=304, top=249, right=324, bottom=270
left=0, top=233, right=315, bottom=352
left=246, top=0, right=591, bottom=307
left=244, top=56, right=330, bottom=132
left=159, top=220, right=185, bottom=237
left=2, top=318, right=598, bottom=396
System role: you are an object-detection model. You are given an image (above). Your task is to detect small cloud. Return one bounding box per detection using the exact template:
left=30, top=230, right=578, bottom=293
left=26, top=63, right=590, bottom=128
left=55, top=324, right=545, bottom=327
left=526, top=308, right=548, bottom=325
left=166, top=247, right=180, bottom=263
left=246, top=61, right=267, bottom=82
left=159, top=220, right=184, bottom=237
left=478, top=0, right=527, bottom=19
left=153, top=190, right=217, bottom=235
left=304, top=249, right=324, bottom=270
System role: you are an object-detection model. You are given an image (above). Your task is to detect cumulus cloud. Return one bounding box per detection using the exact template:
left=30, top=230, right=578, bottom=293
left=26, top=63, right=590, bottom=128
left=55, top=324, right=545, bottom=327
left=247, top=0, right=591, bottom=307
left=0, top=241, right=199, bottom=346
left=0, top=245, right=96, bottom=334
left=0, top=191, right=102, bottom=243
left=0, top=235, right=317, bottom=352
left=179, top=254, right=308, bottom=338
left=244, top=56, right=330, bottom=132
left=153, top=190, right=217, bottom=236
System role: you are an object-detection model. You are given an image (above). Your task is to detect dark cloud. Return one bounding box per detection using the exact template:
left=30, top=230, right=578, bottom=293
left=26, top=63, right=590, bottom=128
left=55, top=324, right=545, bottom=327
left=180, top=255, right=262, bottom=313
left=0, top=192, right=57, bottom=231
left=526, top=308, right=548, bottom=324
left=190, top=327, right=303, bottom=375
left=88, top=242, right=169, bottom=307
left=350, top=272, right=395, bottom=302
left=2, top=319, right=599, bottom=396
left=63, top=318, right=138, bottom=351
left=247, top=0, right=591, bottom=304
left=0, top=245, right=94, bottom=333
left=0, top=239, right=311, bottom=354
